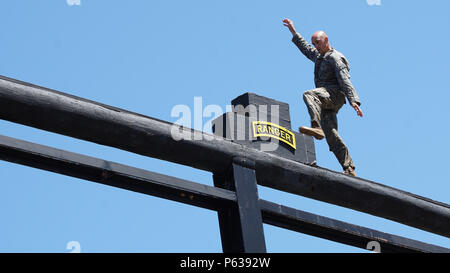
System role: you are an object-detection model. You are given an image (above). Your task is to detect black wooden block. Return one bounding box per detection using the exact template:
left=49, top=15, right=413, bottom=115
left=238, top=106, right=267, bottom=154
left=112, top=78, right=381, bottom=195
left=212, top=113, right=316, bottom=165
left=231, top=92, right=291, bottom=130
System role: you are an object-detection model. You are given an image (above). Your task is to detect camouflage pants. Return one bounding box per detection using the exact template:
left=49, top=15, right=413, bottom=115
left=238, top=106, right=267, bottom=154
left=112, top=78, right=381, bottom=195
left=302, top=87, right=355, bottom=171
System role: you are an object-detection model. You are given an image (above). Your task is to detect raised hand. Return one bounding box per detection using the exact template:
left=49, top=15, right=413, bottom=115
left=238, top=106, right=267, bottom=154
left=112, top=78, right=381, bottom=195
left=282, top=18, right=296, bottom=35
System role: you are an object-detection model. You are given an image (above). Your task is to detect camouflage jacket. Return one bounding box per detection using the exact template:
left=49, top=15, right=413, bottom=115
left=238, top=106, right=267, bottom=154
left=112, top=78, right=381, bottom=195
left=292, top=32, right=361, bottom=106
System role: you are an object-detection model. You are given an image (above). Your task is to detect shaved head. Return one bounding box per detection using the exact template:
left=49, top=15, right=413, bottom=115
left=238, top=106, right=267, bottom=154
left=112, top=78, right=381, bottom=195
left=312, top=30, right=328, bottom=41
left=311, top=30, right=331, bottom=55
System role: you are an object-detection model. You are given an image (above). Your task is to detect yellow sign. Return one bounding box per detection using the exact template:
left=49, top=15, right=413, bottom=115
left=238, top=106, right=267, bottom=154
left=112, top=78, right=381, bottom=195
left=252, top=121, right=296, bottom=150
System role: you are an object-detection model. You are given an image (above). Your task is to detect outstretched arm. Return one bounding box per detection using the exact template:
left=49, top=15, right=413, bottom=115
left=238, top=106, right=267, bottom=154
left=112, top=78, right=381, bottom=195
left=283, top=18, right=319, bottom=62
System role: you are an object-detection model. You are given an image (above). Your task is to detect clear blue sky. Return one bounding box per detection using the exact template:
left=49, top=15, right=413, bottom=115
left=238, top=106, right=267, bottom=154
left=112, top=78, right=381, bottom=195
left=1, top=0, right=449, bottom=253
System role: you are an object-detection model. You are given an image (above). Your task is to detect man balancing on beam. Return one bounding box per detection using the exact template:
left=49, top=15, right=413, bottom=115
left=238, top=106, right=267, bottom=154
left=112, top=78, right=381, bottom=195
left=282, top=18, right=363, bottom=177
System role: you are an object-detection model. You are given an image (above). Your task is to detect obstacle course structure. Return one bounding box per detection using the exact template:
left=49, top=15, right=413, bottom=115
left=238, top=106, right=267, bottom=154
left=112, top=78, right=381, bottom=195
left=0, top=75, right=449, bottom=252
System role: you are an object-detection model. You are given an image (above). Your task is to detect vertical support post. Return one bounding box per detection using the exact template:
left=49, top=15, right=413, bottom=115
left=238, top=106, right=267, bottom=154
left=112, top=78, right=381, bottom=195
left=212, top=157, right=266, bottom=253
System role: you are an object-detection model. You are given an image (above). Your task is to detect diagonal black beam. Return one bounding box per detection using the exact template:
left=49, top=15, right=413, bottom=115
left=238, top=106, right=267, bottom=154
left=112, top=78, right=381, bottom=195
left=0, top=75, right=450, bottom=239
left=0, top=134, right=235, bottom=211
left=0, top=134, right=449, bottom=253
left=259, top=200, right=450, bottom=253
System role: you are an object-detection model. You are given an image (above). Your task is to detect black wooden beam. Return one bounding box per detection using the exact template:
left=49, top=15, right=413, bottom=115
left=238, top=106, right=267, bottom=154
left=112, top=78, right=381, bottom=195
left=259, top=200, right=450, bottom=253
left=0, top=134, right=449, bottom=253
left=213, top=158, right=266, bottom=253
left=0, top=134, right=235, bottom=211
left=1, top=75, right=450, bottom=238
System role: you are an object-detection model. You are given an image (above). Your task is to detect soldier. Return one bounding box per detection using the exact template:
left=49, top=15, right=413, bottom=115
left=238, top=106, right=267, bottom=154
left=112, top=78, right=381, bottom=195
left=282, top=18, right=363, bottom=177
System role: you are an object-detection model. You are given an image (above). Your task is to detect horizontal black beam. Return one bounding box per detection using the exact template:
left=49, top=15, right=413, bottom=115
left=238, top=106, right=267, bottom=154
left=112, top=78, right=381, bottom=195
left=0, top=134, right=448, bottom=253
left=1, top=75, right=450, bottom=238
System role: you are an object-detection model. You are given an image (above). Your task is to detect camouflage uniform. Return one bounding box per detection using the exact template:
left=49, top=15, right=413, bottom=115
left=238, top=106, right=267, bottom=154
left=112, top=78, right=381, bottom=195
left=291, top=32, right=361, bottom=171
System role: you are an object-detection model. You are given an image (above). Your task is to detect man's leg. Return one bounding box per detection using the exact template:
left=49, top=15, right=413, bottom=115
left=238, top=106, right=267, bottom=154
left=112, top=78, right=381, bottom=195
left=300, top=88, right=332, bottom=140
left=303, top=88, right=326, bottom=128
left=321, top=110, right=356, bottom=176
